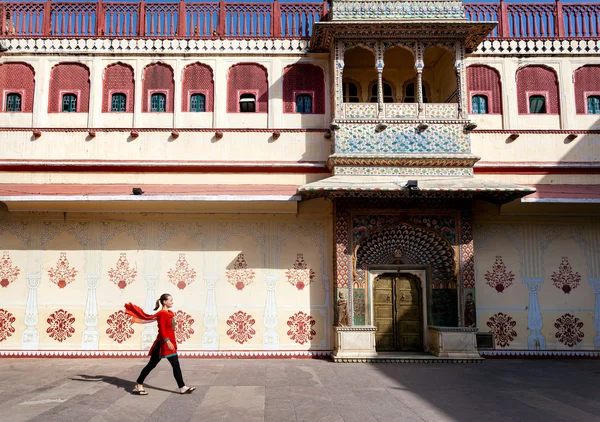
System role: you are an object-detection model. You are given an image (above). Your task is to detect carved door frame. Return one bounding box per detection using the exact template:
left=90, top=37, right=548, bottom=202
left=368, top=265, right=430, bottom=352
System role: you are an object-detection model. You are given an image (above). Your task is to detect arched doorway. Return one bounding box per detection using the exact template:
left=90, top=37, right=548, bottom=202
left=374, top=272, right=423, bottom=351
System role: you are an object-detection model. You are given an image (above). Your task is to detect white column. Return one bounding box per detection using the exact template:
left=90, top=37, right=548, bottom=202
left=141, top=273, right=158, bottom=350
left=269, top=59, right=283, bottom=129
left=590, top=278, right=600, bottom=349
left=173, top=58, right=182, bottom=128
left=133, top=59, right=144, bottom=128
left=87, top=57, right=103, bottom=128
left=213, top=60, right=227, bottom=129
left=558, top=61, right=575, bottom=130
left=263, top=275, right=279, bottom=349
left=202, top=275, right=219, bottom=349
left=33, top=59, right=49, bottom=127
left=82, top=273, right=100, bottom=349
left=22, top=273, right=40, bottom=350
left=502, top=60, right=518, bottom=130
left=523, top=277, right=546, bottom=350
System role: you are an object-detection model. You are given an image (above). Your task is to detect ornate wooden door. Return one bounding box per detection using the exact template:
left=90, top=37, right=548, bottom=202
left=373, top=273, right=422, bottom=352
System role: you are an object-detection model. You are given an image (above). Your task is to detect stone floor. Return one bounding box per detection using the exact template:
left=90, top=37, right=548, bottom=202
left=1, top=357, right=600, bottom=422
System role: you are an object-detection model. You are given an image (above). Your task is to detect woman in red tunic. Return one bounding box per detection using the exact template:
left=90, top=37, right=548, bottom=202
left=125, top=293, right=196, bottom=395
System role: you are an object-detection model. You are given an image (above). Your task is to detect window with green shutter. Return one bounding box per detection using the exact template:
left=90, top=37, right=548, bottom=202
left=111, top=93, right=127, bottom=112
left=6, top=93, right=22, bottom=112
left=529, top=95, right=546, bottom=114
left=295, top=94, right=312, bottom=113
left=151, top=93, right=166, bottom=112
left=62, top=94, right=77, bottom=112
left=587, top=95, right=600, bottom=114
left=190, top=94, right=206, bottom=112
left=471, top=95, right=488, bottom=114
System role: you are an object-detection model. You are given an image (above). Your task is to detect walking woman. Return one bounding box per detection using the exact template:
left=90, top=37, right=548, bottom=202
left=125, top=293, right=196, bottom=395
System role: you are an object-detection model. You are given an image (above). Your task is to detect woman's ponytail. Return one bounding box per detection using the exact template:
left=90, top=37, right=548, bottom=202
left=153, top=299, right=161, bottom=311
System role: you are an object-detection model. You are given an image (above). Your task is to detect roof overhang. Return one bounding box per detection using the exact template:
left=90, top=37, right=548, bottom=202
left=298, top=175, right=536, bottom=205
left=310, top=20, right=497, bottom=52
left=521, top=184, right=600, bottom=203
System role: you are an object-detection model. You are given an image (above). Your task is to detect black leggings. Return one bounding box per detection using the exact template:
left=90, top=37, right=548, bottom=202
left=136, top=342, right=185, bottom=388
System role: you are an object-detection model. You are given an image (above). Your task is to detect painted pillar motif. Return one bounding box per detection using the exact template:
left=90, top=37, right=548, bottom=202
left=415, top=42, right=424, bottom=116
left=263, top=275, right=279, bottom=349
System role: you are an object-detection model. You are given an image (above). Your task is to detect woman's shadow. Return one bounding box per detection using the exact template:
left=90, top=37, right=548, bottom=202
left=70, top=374, right=174, bottom=394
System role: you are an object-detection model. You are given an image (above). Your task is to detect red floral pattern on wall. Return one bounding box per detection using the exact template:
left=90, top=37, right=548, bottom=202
left=484, top=256, right=515, bottom=293
left=287, top=312, right=316, bottom=345
left=48, top=252, right=78, bottom=289
left=108, top=253, right=137, bottom=290
left=551, top=257, right=581, bottom=294
left=47, top=309, right=76, bottom=342
left=174, top=310, right=195, bottom=344
left=486, top=312, right=517, bottom=347
left=0, top=251, right=20, bottom=288
left=168, top=253, right=196, bottom=290
left=285, top=253, right=315, bottom=291
left=106, top=310, right=134, bottom=343
left=555, top=313, right=584, bottom=347
left=226, top=311, right=256, bottom=344
left=0, top=309, right=16, bottom=342
left=226, top=253, right=256, bottom=291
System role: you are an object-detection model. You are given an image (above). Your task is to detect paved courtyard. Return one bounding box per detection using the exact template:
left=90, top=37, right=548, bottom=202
left=1, top=357, right=600, bottom=422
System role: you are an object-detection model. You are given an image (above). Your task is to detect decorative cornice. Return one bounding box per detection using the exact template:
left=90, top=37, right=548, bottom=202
left=330, top=0, right=464, bottom=21
left=0, top=38, right=311, bottom=56
left=472, top=129, right=600, bottom=134
left=0, top=350, right=332, bottom=359
left=473, top=38, right=600, bottom=56
left=327, top=154, right=480, bottom=170
left=0, top=127, right=329, bottom=133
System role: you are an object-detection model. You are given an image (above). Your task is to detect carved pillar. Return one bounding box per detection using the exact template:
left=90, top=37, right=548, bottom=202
left=22, top=273, right=40, bottom=349
left=202, top=275, right=219, bottom=349
left=376, top=40, right=384, bottom=116
left=333, top=40, right=345, bottom=121
left=82, top=273, right=100, bottom=349
left=523, top=277, right=545, bottom=350
left=263, top=275, right=279, bottom=349
left=454, top=40, right=466, bottom=119
left=416, top=42, right=424, bottom=116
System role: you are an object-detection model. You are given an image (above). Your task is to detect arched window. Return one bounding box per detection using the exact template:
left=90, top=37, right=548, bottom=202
left=295, top=94, right=312, bottom=113
left=5, top=93, right=22, bottom=112
left=111, top=93, right=127, bottom=112
left=471, top=95, right=488, bottom=114
left=239, top=93, right=256, bottom=113
left=342, top=82, right=360, bottom=103
left=150, top=93, right=166, bottom=112
left=62, top=93, right=77, bottom=112
left=404, top=82, right=428, bottom=103
left=190, top=93, right=206, bottom=112
left=529, top=95, right=546, bottom=114
left=369, top=82, right=394, bottom=103
left=587, top=95, right=600, bottom=114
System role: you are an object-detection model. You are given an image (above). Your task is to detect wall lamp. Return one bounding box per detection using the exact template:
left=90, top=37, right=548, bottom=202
left=32, top=130, right=42, bottom=138
left=132, top=188, right=144, bottom=195
left=463, top=122, right=478, bottom=133
left=375, top=123, right=388, bottom=133
left=508, top=133, right=520, bottom=141
left=171, top=131, right=180, bottom=139
left=416, top=123, right=429, bottom=133
left=272, top=131, right=281, bottom=140
left=88, top=130, right=96, bottom=138
left=130, top=131, right=139, bottom=139
left=215, top=131, right=224, bottom=140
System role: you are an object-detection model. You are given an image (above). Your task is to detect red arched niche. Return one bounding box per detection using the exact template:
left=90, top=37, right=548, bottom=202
left=283, top=64, right=325, bottom=114
left=516, top=65, right=560, bottom=114
left=142, top=63, right=174, bottom=113
left=48, top=63, right=90, bottom=113
left=574, top=65, right=600, bottom=114
left=182, top=63, right=214, bottom=112
left=227, top=63, right=268, bottom=113
left=0, top=62, right=35, bottom=112
left=102, top=63, right=135, bottom=113
left=466, top=65, right=502, bottom=114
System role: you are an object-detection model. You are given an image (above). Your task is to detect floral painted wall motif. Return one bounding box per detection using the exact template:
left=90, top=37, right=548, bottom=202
left=167, top=253, right=196, bottom=290
left=285, top=253, right=315, bottom=291
left=551, top=257, right=581, bottom=294
left=174, top=310, right=195, bottom=344
left=47, top=309, right=76, bottom=342
left=108, top=253, right=137, bottom=290
left=106, top=310, right=134, bottom=343
left=487, top=312, right=517, bottom=347
left=226, top=253, right=255, bottom=291
left=48, top=252, right=77, bottom=289
left=0, top=252, right=19, bottom=288
left=0, top=309, right=16, bottom=342
left=226, top=311, right=256, bottom=344
left=484, top=256, right=514, bottom=293
left=555, top=314, right=584, bottom=347
left=287, top=312, right=316, bottom=345
left=353, top=289, right=366, bottom=325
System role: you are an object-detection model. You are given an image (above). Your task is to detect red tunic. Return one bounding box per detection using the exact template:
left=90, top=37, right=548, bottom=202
left=124, top=303, right=178, bottom=358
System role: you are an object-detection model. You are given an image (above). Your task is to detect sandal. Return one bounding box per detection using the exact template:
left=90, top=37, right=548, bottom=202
left=132, top=388, right=148, bottom=395
left=180, top=386, right=196, bottom=394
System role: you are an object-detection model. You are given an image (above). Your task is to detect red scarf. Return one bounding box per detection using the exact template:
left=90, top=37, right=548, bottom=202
left=124, top=303, right=158, bottom=324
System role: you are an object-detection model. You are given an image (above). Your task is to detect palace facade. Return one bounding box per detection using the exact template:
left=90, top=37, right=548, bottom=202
left=1, top=0, right=599, bottom=360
